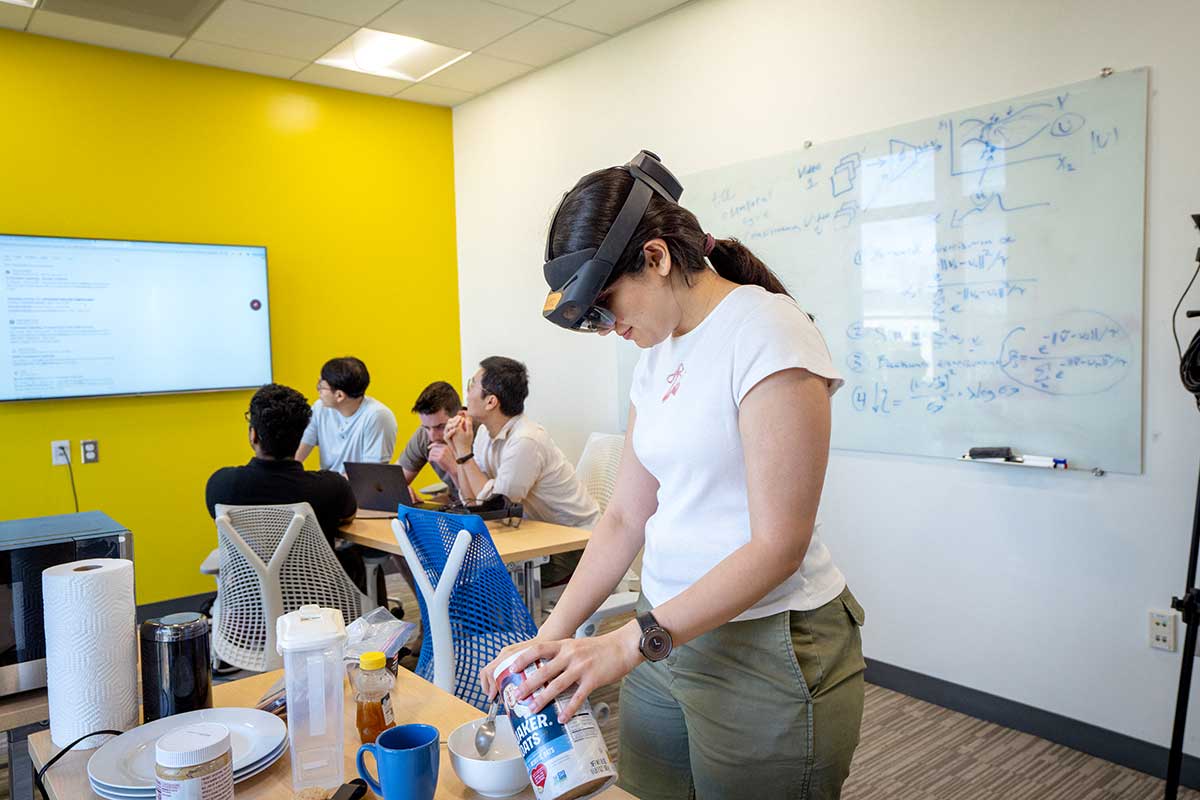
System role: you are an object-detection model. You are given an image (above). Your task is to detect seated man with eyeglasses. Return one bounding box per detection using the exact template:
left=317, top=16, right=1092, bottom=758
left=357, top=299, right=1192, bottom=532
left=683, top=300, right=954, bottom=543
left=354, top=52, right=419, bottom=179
left=294, top=356, right=398, bottom=475
left=445, top=356, right=600, bottom=586
left=205, top=382, right=368, bottom=591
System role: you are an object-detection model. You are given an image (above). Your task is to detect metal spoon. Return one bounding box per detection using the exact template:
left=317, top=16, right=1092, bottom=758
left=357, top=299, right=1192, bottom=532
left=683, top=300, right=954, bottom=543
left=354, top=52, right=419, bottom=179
left=474, top=701, right=499, bottom=756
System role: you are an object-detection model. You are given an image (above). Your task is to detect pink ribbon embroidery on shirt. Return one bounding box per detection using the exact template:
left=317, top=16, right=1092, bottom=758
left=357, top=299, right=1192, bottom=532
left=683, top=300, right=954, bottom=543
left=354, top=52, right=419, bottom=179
left=661, top=363, right=685, bottom=402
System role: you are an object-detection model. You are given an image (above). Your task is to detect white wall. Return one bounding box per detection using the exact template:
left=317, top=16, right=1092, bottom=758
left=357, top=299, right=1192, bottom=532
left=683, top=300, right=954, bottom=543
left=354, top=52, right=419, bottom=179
left=454, top=0, right=1200, bottom=754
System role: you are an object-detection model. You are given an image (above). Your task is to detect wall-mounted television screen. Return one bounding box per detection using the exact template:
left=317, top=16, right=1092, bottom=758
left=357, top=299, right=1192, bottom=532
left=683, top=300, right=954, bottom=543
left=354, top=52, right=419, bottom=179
left=0, top=233, right=271, bottom=402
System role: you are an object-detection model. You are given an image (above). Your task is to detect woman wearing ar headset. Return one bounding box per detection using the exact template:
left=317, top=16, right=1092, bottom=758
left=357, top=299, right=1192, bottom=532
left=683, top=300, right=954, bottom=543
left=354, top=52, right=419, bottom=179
left=481, top=151, right=865, bottom=800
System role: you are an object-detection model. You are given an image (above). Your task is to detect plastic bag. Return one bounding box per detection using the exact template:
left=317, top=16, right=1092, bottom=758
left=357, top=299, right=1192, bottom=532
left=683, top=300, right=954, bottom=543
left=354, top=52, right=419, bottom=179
left=345, top=606, right=416, bottom=667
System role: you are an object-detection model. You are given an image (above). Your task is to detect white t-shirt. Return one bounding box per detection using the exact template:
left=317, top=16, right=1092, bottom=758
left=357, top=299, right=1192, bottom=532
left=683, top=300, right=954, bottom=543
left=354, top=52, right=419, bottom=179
left=630, top=284, right=846, bottom=621
left=300, top=396, right=398, bottom=474
left=473, top=414, right=600, bottom=529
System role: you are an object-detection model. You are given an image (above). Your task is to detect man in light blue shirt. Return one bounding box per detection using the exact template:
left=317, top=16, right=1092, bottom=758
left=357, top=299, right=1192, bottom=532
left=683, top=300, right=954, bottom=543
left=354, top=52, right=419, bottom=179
left=295, top=356, right=398, bottom=474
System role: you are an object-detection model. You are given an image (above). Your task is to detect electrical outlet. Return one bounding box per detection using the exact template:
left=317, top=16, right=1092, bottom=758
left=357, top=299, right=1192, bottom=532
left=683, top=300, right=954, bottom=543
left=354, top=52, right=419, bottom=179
left=81, top=439, right=99, bottom=464
left=50, top=440, right=69, bottom=466
left=1151, top=610, right=1178, bottom=652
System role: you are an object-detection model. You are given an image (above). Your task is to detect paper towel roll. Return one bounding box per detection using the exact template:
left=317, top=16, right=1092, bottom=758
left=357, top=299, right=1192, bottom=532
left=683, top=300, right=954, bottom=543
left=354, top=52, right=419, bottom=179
left=43, top=558, right=139, bottom=749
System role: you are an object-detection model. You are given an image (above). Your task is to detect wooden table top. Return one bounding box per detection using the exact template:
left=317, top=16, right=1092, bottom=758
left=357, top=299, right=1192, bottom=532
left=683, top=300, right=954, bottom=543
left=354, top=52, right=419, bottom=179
left=30, top=665, right=634, bottom=799
left=0, top=687, right=48, bottom=732
left=339, top=517, right=591, bottom=564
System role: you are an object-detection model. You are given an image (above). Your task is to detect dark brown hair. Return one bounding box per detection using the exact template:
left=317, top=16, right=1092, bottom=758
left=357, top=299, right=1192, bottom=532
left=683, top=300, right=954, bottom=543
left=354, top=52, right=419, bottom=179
left=547, top=167, right=790, bottom=297
left=411, top=381, right=461, bottom=415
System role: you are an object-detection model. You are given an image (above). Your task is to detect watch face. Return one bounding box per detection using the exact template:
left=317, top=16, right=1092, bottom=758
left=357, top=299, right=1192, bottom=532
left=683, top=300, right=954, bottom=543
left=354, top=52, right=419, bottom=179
left=642, top=628, right=672, bottom=661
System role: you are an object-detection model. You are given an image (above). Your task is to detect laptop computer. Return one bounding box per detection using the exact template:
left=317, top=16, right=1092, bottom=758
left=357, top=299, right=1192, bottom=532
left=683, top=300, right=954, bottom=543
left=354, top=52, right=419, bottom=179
left=345, top=462, right=445, bottom=518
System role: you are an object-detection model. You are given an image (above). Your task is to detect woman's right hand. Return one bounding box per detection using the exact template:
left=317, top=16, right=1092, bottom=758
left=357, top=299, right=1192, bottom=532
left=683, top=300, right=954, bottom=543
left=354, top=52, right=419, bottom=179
left=480, top=638, right=541, bottom=702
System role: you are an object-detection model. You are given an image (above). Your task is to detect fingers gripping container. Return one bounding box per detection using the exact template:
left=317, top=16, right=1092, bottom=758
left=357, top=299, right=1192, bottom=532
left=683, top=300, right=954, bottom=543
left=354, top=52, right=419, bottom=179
left=492, top=649, right=616, bottom=800
left=277, top=605, right=347, bottom=794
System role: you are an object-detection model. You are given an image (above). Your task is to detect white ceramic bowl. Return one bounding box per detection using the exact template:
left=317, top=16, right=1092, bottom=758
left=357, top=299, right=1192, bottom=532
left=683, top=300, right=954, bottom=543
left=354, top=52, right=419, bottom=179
left=447, top=715, right=529, bottom=798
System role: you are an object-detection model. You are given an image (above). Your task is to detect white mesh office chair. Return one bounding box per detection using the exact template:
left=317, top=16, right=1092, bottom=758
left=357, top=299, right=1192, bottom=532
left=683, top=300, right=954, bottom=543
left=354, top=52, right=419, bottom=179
left=569, top=433, right=640, bottom=638
left=211, top=502, right=368, bottom=672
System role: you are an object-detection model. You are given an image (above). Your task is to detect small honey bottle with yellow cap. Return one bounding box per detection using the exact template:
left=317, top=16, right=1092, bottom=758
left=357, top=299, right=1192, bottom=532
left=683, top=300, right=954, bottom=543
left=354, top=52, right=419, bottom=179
left=353, top=651, right=396, bottom=744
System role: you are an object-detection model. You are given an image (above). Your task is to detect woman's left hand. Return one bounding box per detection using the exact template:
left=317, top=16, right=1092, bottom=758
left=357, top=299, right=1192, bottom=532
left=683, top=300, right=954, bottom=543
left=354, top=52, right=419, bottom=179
left=513, top=621, right=644, bottom=722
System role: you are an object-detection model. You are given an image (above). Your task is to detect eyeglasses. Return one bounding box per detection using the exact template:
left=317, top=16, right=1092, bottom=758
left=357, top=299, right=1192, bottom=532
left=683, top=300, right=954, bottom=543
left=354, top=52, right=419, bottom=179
left=467, top=376, right=492, bottom=398
left=497, top=515, right=522, bottom=529
left=315, top=381, right=331, bottom=393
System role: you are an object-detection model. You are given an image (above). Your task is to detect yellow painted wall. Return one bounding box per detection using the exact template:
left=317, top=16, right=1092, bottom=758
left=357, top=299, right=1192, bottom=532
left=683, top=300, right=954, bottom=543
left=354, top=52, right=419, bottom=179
left=0, top=31, right=459, bottom=604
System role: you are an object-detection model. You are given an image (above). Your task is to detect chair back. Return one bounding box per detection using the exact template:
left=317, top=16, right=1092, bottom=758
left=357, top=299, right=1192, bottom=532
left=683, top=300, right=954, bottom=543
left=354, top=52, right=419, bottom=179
left=392, top=506, right=538, bottom=710
left=213, top=502, right=367, bottom=672
left=575, top=433, right=624, bottom=514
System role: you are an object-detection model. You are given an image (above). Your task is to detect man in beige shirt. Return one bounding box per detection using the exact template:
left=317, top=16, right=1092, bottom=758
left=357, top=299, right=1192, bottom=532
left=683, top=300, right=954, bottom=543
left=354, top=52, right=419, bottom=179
left=445, top=356, right=599, bottom=584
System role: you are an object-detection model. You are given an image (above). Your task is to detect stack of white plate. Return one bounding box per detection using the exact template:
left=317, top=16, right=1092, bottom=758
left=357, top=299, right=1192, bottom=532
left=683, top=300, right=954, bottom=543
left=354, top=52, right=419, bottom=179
left=86, top=708, right=287, bottom=799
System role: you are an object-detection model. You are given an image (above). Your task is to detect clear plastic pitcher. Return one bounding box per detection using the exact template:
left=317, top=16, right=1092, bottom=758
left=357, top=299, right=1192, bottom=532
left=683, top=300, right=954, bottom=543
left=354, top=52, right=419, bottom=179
left=277, top=605, right=347, bottom=794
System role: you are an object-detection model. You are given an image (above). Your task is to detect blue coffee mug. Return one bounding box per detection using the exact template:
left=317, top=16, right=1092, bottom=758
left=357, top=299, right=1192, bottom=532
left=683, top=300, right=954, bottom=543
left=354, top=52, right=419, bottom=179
left=356, top=724, right=440, bottom=800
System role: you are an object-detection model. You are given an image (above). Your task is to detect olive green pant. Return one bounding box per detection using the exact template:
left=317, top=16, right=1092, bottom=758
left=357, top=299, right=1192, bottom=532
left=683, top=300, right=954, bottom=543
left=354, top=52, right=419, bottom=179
left=618, top=587, right=866, bottom=800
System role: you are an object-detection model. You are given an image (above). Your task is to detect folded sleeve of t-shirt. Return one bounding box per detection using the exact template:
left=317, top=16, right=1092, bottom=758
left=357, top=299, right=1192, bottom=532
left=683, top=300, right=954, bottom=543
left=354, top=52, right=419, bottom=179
left=359, top=405, right=399, bottom=464
left=397, top=427, right=428, bottom=473
left=732, top=295, right=845, bottom=406
left=300, top=401, right=321, bottom=446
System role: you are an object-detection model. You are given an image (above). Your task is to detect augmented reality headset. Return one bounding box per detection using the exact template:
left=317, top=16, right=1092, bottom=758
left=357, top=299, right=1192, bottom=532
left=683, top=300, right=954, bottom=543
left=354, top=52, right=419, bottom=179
left=542, top=150, right=684, bottom=332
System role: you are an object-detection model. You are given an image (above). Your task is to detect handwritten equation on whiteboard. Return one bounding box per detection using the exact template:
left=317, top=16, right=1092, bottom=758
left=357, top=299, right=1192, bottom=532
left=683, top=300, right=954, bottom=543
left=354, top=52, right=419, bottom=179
left=682, top=70, right=1146, bottom=472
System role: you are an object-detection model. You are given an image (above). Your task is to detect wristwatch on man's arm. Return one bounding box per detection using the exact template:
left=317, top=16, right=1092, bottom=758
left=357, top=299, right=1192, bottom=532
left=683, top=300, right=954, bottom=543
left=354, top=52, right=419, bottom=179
left=636, top=610, right=673, bottom=662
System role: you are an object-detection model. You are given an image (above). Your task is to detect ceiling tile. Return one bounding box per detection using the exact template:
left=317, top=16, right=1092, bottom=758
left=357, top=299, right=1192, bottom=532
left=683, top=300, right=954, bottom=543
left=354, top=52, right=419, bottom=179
left=0, top=4, right=32, bottom=31
left=549, top=0, right=689, bottom=35
left=175, top=39, right=308, bottom=79
left=371, top=0, right=535, bottom=52
left=192, top=0, right=355, bottom=60
left=246, top=0, right=400, bottom=27
left=486, top=0, right=569, bottom=14
left=38, top=0, right=221, bottom=37
left=479, top=17, right=604, bottom=67
left=27, top=10, right=184, bottom=57
left=422, top=52, right=531, bottom=93
left=397, top=82, right=474, bottom=107
left=293, top=63, right=413, bottom=96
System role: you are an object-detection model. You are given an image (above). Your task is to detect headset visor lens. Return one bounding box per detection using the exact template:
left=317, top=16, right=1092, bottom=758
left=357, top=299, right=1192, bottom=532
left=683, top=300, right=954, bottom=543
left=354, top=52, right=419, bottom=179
left=576, top=304, right=616, bottom=333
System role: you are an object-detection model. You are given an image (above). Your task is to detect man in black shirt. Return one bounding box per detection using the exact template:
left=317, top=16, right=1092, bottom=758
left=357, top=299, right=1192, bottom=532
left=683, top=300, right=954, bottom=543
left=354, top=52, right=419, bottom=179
left=205, top=383, right=364, bottom=589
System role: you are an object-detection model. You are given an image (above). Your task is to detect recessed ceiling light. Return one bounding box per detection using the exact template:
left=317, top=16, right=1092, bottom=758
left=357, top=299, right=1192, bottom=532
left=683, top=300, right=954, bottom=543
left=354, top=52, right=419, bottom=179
left=318, top=29, right=470, bottom=83
left=0, top=0, right=38, bottom=7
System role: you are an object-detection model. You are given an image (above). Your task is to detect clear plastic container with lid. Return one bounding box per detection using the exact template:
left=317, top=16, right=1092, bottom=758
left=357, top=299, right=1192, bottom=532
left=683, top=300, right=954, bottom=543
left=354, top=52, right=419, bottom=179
left=353, top=650, right=395, bottom=744
left=276, top=605, right=347, bottom=795
left=154, top=722, right=233, bottom=800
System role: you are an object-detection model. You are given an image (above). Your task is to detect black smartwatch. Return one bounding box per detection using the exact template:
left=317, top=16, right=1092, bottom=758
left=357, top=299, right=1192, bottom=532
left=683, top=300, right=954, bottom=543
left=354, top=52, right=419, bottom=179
left=455, top=451, right=475, bottom=464
left=636, top=611, right=673, bottom=662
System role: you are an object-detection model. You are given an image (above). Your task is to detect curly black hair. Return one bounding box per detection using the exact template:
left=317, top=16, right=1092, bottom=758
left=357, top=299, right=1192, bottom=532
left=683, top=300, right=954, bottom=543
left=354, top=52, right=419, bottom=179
left=248, top=383, right=312, bottom=458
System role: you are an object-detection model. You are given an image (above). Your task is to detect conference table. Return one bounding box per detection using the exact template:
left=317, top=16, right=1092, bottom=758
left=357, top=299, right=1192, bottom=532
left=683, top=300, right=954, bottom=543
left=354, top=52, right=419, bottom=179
left=340, top=516, right=592, bottom=623
left=29, top=664, right=636, bottom=800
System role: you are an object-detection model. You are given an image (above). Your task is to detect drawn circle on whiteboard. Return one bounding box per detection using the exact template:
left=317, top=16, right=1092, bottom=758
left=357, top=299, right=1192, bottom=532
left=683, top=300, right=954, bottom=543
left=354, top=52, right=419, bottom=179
left=997, top=310, right=1132, bottom=396
left=1050, top=113, right=1086, bottom=137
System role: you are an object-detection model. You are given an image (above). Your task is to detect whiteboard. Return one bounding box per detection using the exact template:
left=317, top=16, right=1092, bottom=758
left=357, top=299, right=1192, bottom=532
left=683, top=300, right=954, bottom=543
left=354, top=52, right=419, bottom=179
left=679, top=70, right=1147, bottom=473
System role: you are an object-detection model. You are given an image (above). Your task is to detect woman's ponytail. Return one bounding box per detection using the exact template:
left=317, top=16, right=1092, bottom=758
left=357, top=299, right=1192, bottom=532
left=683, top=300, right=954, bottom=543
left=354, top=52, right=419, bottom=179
left=707, top=237, right=791, bottom=297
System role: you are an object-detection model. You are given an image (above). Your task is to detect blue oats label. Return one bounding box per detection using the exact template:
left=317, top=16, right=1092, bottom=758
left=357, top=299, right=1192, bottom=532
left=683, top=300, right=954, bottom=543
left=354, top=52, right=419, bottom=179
left=494, top=649, right=617, bottom=800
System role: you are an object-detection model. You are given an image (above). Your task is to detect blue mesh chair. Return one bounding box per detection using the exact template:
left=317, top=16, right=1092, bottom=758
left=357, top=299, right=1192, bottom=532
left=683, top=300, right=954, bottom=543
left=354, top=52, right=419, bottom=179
left=391, top=507, right=538, bottom=710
